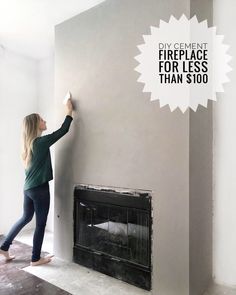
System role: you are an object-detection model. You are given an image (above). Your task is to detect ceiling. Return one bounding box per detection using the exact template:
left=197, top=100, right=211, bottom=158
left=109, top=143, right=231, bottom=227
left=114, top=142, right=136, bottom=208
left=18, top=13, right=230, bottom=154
left=0, top=0, right=105, bottom=60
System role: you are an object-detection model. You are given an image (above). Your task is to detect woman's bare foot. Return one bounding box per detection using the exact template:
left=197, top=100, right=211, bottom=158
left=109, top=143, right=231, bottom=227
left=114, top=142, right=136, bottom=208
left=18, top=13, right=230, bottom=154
left=30, top=257, right=52, bottom=266
left=0, top=249, right=15, bottom=261
left=44, top=254, right=54, bottom=259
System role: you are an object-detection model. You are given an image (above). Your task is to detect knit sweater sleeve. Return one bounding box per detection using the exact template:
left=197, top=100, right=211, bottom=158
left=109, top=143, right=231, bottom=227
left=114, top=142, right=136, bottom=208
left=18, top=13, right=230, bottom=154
left=38, top=115, right=73, bottom=147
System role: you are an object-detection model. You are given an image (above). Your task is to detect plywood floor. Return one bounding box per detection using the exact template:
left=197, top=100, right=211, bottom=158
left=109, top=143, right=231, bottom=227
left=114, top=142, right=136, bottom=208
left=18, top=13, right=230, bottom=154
left=0, top=235, right=71, bottom=295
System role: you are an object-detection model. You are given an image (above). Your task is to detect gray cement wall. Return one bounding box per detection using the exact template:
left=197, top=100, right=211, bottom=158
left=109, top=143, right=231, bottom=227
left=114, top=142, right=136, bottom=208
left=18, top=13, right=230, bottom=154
left=189, top=1, right=213, bottom=294
left=54, top=1, right=212, bottom=294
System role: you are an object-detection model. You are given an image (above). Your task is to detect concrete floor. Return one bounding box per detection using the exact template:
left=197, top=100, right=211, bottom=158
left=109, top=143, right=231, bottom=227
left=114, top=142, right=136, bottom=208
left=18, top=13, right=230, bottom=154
left=17, top=229, right=236, bottom=295
left=23, top=257, right=150, bottom=295
left=18, top=229, right=150, bottom=295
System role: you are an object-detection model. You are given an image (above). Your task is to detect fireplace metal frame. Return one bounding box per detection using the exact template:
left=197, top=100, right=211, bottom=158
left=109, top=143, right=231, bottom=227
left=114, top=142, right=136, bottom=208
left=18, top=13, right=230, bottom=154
left=73, top=184, right=152, bottom=290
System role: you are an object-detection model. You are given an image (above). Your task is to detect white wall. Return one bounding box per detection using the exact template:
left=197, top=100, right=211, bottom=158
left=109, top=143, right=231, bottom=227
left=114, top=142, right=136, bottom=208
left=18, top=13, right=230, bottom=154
left=213, top=0, right=236, bottom=287
left=0, top=47, right=38, bottom=233
left=0, top=47, right=55, bottom=236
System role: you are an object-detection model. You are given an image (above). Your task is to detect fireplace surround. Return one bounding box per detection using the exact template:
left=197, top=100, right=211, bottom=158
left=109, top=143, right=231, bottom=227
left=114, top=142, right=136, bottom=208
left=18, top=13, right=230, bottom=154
left=73, top=184, right=152, bottom=290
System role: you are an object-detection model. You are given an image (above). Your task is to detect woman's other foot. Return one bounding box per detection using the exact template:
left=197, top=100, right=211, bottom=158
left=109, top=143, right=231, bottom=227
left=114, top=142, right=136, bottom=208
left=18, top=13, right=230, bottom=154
left=44, top=254, right=54, bottom=259
left=30, top=257, right=52, bottom=266
left=0, top=249, right=15, bottom=261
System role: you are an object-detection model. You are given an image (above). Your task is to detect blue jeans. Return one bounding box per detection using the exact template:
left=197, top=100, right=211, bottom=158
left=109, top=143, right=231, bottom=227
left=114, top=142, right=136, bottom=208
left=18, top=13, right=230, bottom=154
left=0, top=182, right=50, bottom=262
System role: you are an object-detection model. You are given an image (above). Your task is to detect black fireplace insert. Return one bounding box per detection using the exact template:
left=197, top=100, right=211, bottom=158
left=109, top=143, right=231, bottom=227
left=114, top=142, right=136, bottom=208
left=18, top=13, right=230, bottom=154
left=73, top=184, right=152, bottom=290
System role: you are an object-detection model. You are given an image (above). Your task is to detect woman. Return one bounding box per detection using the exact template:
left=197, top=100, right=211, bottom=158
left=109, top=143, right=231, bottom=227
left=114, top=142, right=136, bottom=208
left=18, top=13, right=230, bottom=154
left=0, top=98, right=73, bottom=266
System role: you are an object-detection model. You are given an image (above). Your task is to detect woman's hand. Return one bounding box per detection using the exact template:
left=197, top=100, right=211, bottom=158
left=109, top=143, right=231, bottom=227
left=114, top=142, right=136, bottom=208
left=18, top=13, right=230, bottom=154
left=66, top=98, right=73, bottom=117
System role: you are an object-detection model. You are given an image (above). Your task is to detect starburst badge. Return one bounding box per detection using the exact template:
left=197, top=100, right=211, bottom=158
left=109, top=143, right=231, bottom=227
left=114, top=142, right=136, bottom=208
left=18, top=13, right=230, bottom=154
left=134, top=15, right=232, bottom=112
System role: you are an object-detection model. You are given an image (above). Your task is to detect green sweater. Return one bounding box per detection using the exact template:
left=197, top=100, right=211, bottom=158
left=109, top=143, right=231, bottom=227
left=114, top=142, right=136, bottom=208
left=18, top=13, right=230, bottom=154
left=24, top=115, right=73, bottom=190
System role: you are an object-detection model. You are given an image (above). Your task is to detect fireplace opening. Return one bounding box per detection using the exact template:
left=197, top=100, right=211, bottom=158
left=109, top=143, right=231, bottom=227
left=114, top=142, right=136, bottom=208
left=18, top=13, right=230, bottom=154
left=73, top=184, right=152, bottom=290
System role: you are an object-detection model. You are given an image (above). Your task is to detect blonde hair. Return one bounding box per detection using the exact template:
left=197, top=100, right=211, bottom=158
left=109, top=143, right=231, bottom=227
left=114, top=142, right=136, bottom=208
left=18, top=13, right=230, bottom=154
left=21, top=113, right=40, bottom=168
